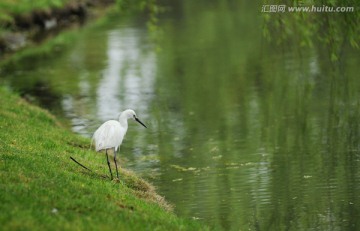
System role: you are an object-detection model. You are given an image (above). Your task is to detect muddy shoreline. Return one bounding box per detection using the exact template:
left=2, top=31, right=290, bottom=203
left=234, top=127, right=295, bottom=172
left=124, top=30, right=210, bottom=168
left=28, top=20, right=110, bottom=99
left=0, top=0, right=115, bottom=56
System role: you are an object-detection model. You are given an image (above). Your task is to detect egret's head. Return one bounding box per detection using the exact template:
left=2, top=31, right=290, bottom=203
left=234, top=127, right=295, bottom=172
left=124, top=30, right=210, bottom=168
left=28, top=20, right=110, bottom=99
left=123, top=109, right=137, bottom=119
left=122, top=109, right=147, bottom=128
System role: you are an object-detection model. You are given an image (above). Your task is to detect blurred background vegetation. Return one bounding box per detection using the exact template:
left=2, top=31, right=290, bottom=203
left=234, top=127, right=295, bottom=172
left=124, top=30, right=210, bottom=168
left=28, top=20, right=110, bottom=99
left=263, top=0, right=360, bottom=61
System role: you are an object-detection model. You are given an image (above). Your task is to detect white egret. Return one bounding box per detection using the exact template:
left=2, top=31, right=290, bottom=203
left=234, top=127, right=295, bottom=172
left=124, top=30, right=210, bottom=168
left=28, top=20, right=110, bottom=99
left=92, top=109, right=147, bottom=180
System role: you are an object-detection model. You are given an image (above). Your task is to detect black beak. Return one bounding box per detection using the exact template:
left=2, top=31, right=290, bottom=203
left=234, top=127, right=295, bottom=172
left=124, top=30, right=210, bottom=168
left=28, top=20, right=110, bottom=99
left=135, top=117, right=147, bottom=128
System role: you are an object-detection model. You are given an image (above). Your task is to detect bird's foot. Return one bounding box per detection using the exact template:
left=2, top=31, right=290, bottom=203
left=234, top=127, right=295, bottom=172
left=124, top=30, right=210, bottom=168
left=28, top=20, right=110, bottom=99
left=113, top=178, right=120, bottom=183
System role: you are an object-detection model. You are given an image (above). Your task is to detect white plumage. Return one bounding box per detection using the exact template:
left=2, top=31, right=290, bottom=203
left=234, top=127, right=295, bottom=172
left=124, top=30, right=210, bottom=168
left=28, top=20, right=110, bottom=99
left=93, top=120, right=126, bottom=152
left=92, top=109, right=147, bottom=180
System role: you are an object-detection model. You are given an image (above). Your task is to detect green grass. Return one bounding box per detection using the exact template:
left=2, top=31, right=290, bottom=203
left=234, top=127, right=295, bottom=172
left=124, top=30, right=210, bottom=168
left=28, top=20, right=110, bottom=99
left=0, top=86, right=208, bottom=230
left=0, top=0, right=71, bottom=26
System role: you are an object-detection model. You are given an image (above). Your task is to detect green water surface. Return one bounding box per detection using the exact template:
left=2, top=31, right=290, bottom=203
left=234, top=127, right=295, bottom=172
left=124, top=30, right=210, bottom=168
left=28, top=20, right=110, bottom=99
left=1, top=1, right=360, bottom=230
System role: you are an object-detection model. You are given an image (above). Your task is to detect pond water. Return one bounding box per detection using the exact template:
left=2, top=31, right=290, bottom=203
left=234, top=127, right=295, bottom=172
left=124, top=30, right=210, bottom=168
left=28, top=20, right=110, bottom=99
left=1, top=1, right=360, bottom=230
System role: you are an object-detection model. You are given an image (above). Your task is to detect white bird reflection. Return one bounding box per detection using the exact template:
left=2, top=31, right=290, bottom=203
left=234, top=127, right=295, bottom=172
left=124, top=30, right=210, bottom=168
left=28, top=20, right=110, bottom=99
left=62, top=26, right=156, bottom=137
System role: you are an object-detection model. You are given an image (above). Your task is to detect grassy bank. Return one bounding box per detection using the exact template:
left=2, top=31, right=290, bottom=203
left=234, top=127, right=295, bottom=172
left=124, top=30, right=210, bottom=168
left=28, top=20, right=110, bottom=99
left=0, top=87, right=207, bottom=230
left=0, top=0, right=114, bottom=54
left=0, top=0, right=86, bottom=33
left=0, top=0, right=69, bottom=24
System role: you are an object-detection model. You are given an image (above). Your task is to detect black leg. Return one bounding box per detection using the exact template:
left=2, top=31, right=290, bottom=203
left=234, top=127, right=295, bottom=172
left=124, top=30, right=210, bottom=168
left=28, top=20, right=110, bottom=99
left=114, top=148, right=119, bottom=179
left=106, top=149, right=113, bottom=180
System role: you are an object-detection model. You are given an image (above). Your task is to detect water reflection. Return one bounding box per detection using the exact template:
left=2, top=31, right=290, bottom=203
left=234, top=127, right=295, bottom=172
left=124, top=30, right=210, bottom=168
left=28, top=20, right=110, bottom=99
left=62, top=24, right=156, bottom=136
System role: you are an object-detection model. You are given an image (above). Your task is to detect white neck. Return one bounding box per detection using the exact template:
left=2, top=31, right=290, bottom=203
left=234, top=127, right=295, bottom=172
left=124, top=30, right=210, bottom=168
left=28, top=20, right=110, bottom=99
left=119, top=112, right=129, bottom=127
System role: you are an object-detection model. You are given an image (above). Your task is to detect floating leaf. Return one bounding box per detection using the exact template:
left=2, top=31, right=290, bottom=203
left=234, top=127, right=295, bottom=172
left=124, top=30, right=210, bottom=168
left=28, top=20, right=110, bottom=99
left=226, top=166, right=240, bottom=169
left=212, top=155, right=222, bottom=160
left=170, top=164, right=197, bottom=172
